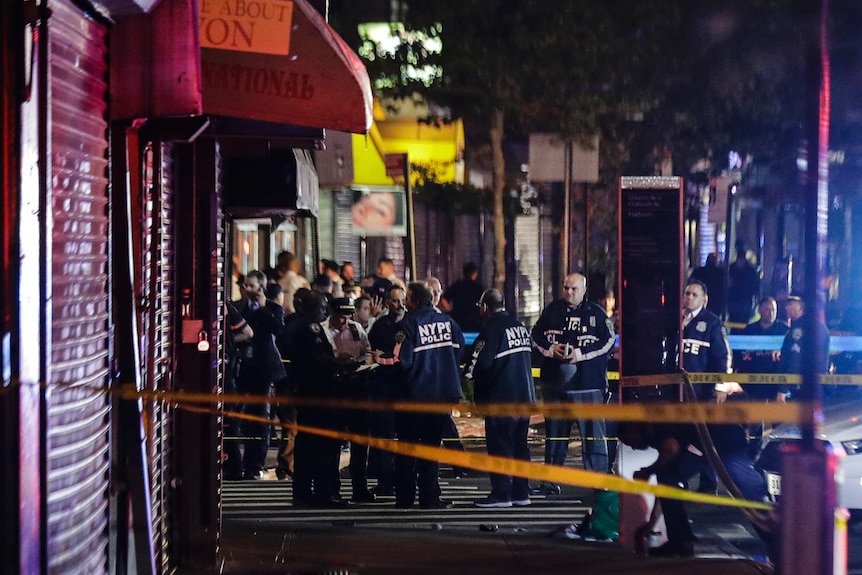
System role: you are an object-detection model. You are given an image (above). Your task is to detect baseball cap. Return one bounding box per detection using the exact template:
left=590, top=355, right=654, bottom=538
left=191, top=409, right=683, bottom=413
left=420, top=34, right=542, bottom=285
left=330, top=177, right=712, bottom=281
left=331, top=297, right=355, bottom=315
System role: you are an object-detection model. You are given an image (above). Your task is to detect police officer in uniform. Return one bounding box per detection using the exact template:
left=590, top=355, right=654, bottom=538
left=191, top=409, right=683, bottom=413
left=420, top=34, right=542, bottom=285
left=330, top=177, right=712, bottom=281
left=734, top=296, right=788, bottom=452
left=287, top=292, right=353, bottom=507
left=366, top=285, right=407, bottom=495
left=777, top=293, right=830, bottom=402
left=679, top=278, right=734, bottom=493
left=680, top=278, right=734, bottom=401
left=374, top=282, right=465, bottom=509
left=465, top=289, right=536, bottom=507
left=323, top=297, right=376, bottom=503
left=224, top=302, right=252, bottom=481
left=531, top=273, right=615, bottom=494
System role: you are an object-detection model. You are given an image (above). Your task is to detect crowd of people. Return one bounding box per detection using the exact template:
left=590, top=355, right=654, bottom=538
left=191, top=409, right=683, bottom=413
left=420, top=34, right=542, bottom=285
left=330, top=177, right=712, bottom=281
left=226, top=255, right=527, bottom=509
left=224, top=251, right=828, bottom=558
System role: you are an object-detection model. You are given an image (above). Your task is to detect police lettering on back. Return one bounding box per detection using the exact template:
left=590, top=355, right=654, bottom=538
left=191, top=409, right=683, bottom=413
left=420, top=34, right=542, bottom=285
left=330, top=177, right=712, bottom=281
left=418, top=321, right=452, bottom=345
left=505, top=326, right=530, bottom=348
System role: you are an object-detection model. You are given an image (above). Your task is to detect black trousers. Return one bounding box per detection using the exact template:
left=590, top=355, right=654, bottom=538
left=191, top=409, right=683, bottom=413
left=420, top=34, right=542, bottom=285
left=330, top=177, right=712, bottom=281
left=485, top=416, right=531, bottom=501
left=236, top=360, right=271, bottom=477
left=341, top=404, right=371, bottom=494
left=292, top=405, right=341, bottom=503
left=393, top=411, right=448, bottom=506
left=367, top=378, right=397, bottom=490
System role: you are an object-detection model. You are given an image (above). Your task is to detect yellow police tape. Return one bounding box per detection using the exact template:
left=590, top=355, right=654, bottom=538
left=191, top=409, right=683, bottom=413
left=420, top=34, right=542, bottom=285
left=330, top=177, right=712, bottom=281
left=622, top=371, right=862, bottom=387
left=119, top=385, right=809, bottom=425
left=198, top=403, right=772, bottom=511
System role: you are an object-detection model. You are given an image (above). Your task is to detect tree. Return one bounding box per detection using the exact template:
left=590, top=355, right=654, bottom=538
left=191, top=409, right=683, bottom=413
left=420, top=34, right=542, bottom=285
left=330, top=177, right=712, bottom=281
left=332, top=1, right=860, bottom=290
left=339, top=0, right=681, bottom=290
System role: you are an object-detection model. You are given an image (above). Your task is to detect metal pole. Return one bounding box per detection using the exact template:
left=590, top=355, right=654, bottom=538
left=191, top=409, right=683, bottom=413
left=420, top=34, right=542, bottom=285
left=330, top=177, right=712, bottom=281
left=561, top=142, right=572, bottom=278
left=584, top=184, right=589, bottom=279
left=779, top=3, right=835, bottom=574
left=404, top=153, right=417, bottom=281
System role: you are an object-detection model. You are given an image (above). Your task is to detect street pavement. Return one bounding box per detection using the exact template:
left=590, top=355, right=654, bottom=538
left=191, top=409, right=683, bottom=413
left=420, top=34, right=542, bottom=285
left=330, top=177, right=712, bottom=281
left=216, top=415, right=787, bottom=575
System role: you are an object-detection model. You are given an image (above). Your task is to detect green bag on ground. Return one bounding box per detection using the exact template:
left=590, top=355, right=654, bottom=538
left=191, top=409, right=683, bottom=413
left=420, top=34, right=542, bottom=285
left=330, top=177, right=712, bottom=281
left=585, top=490, right=619, bottom=541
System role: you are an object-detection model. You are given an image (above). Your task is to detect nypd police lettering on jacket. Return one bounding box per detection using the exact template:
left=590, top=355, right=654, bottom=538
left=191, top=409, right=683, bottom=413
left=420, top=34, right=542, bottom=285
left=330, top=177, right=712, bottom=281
left=417, top=321, right=453, bottom=349
left=465, top=312, right=536, bottom=404
left=375, top=305, right=465, bottom=402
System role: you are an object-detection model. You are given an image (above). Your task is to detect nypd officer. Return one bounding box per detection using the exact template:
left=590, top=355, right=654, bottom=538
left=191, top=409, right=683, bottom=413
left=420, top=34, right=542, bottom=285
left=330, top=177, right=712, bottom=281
left=465, top=289, right=536, bottom=507
left=679, top=277, right=734, bottom=494
left=366, top=285, right=407, bottom=495
left=322, top=297, right=376, bottom=503
left=680, top=278, right=734, bottom=401
left=531, top=273, right=614, bottom=494
left=777, top=293, right=830, bottom=402
left=374, top=282, right=465, bottom=509
left=288, top=291, right=353, bottom=507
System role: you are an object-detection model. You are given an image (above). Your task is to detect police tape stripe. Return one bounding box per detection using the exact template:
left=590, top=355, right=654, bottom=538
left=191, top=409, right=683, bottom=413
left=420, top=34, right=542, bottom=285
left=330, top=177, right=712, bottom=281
left=277, top=365, right=862, bottom=385
left=620, top=372, right=862, bottom=387
left=202, top=404, right=772, bottom=512
left=119, top=386, right=808, bottom=424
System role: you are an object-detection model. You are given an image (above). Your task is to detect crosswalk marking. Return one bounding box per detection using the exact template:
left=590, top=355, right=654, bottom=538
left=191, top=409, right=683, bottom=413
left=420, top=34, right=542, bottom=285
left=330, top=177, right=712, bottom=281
left=222, top=480, right=591, bottom=531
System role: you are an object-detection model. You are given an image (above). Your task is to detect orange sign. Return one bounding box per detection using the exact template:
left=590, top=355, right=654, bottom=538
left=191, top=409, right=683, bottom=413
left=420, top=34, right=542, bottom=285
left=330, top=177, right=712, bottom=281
left=199, top=0, right=294, bottom=55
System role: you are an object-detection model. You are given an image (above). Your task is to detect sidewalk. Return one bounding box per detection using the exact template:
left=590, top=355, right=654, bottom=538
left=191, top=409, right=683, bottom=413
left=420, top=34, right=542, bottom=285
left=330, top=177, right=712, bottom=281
left=220, top=523, right=773, bottom=575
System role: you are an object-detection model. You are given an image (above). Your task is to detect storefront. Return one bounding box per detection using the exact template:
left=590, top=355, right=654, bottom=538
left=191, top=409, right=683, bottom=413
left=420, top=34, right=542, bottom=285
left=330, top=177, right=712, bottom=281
left=2, top=0, right=372, bottom=572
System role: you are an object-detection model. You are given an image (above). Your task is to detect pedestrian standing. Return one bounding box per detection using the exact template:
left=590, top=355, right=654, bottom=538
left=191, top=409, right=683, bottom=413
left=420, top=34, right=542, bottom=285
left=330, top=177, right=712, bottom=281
left=374, top=282, right=465, bottom=509
left=680, top=278, right=734, bottom=402
left=679, top=278, right=734, bottom=494
left=428, top=275, right=469, bottom=478
left=464, top=289, right=536, bottom=507
left=288, top=292, right=352, bottom=508
left=777, top=293, right=830, bottom=402
left=734, top=296, right=789, bottom=453
left=322, top=297, right=376, bottom=503
left=243, top=282, right=287, bottom=479
left=366, top=285, right=407, bottom=495
left=530, top=273, right=614, bottom=495
left=440, top=262, right=485, bottom=333
left=232, top=270, right=269, bottom=479
left=223, top=302, right=253, bottom=481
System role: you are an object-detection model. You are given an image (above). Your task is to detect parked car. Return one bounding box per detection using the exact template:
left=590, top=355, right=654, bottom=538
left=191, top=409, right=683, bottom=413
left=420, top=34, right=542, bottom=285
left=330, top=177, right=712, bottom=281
left=755, top=398, right=862, bottom=520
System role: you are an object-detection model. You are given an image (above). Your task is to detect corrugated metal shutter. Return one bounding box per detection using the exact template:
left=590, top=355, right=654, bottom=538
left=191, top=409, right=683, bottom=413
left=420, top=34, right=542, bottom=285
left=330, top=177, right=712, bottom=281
left=539, top=208, right=555, bottom=312
left=334, top=189, right=360, bottom=267
left=514, top=213, right=542, bottom=327
left=415, top=203, right=453, bottom=282
left=317, top=189, right=334, bottom=260
left=141, top=142, right=176, bottom=573
left=452, top=214, right=482, bottom=288
left=47, top=1, right=111, bottom=573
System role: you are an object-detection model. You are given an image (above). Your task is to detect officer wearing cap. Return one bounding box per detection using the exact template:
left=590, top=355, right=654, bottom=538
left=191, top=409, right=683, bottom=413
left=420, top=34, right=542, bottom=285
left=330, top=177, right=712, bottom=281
left=465, top=289, right=536, bottom=507
left=322, top=297, right=376, bottom=502
left=777, top=293, right=830, bottom=402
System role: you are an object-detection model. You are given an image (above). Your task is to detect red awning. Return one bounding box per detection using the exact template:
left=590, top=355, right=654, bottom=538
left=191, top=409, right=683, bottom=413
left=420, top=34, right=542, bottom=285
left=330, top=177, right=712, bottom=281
left=111, top=0, right=373, bottom=134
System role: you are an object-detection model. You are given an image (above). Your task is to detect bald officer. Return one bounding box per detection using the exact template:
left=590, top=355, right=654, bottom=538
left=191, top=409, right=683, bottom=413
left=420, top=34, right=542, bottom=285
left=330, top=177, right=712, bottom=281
left=531, top=273, right=615, bottom=494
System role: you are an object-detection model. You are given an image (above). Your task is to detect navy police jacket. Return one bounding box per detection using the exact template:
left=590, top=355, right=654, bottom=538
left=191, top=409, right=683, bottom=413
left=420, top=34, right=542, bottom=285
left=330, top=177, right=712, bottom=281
left=392, top=304, right=465, bottom=402
left=680, top=307, right=732, bottom=374
left=778, top=314, right=830, bottom=395
left=531, top=298, right=615, bottom=392
left=286, top=318, right=353, bottom=398
left=464, top=311, right=536, bottom=405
